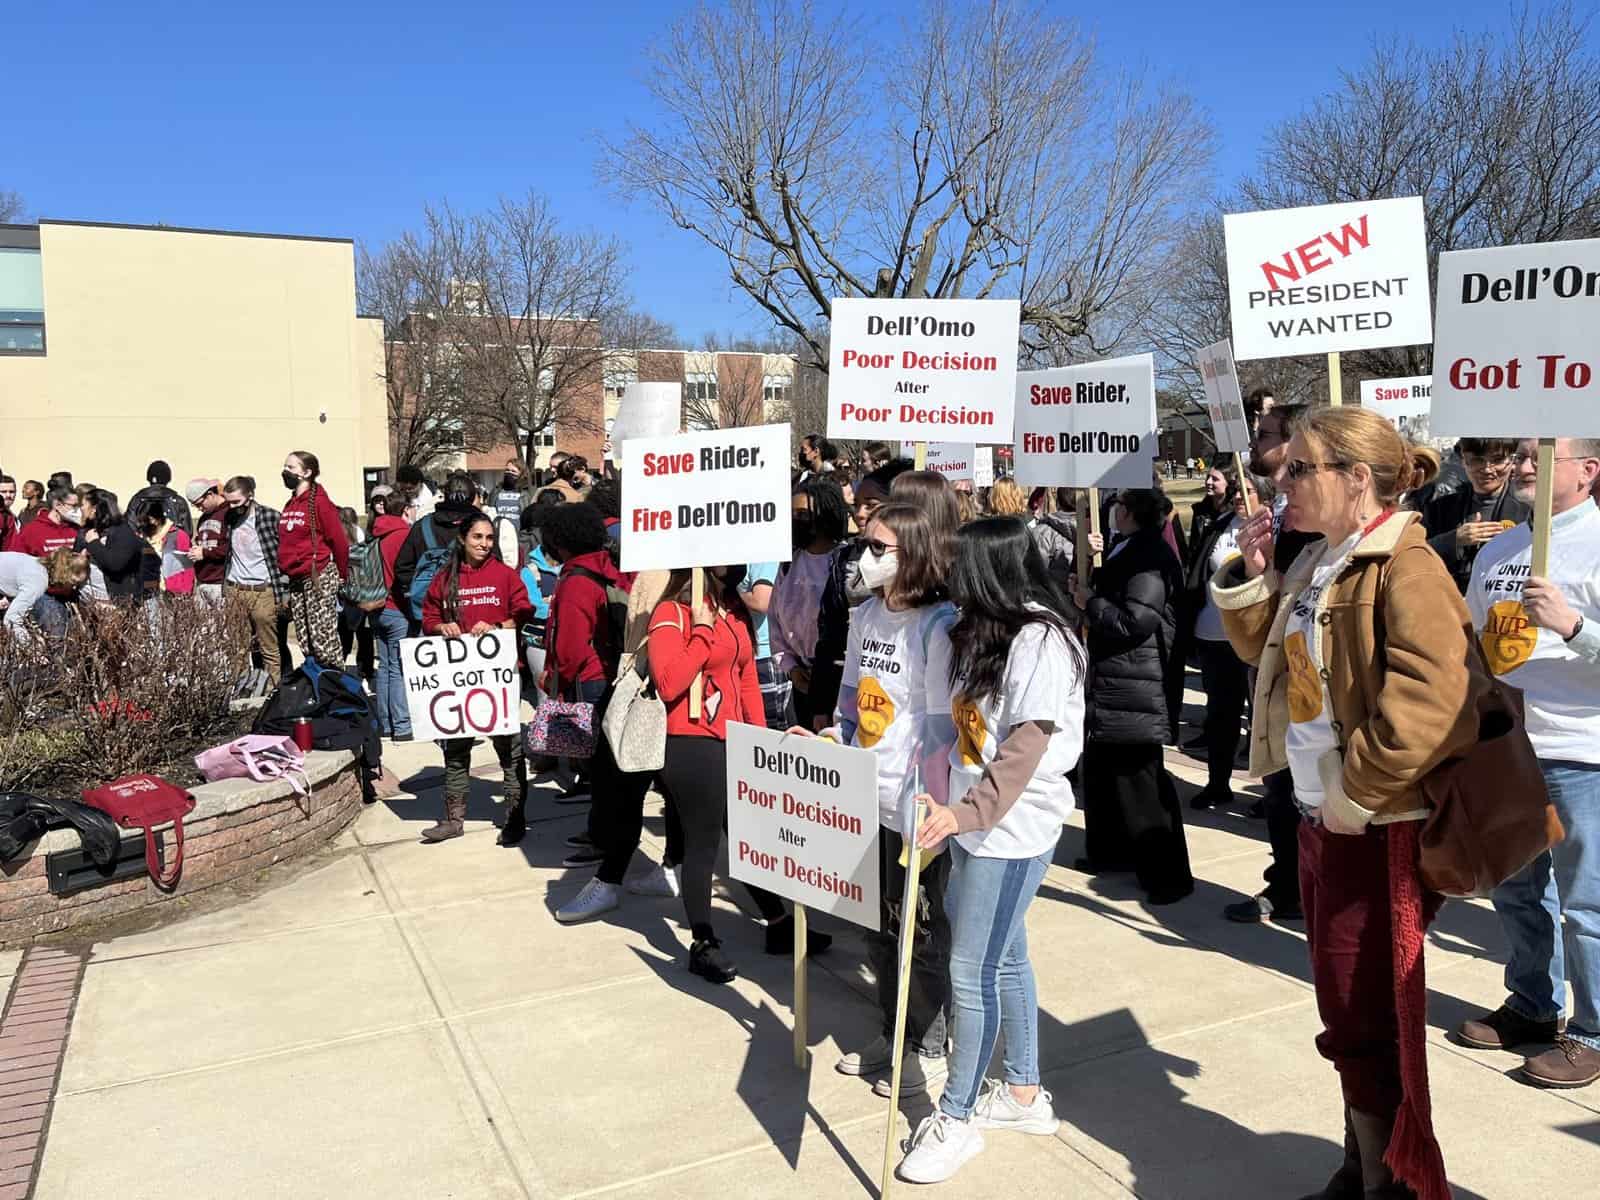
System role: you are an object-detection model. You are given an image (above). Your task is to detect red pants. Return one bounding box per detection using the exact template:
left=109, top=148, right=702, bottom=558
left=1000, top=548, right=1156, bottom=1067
left=1299, top=820, right=1440, bottom=1116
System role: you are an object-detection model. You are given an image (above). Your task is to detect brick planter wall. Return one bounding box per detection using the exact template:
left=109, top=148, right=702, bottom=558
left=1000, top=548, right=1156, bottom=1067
left=0, top=751, right=361, bottom=948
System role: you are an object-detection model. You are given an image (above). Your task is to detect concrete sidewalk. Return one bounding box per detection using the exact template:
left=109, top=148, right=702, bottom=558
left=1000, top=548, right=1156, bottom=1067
left=20, top=733, right=1600, bottom=1198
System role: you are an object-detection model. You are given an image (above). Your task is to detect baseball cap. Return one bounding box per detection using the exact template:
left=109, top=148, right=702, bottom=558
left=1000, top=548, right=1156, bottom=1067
left=370, top=484, right=394, bottom=499
left=185, top=477, right=221, bottom=504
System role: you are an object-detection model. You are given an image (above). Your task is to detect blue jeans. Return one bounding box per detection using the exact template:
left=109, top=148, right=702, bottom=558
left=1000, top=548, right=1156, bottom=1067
left=1492, top=761, right=1600, bottom=1048
left=938, top=841, right=1053, bottom=1121
left=371, top=607, right=412, bottom=737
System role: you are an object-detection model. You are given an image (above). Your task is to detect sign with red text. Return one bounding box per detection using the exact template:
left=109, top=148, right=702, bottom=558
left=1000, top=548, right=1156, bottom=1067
left=620, top=423, right=792, bottom=572
left=727, top=722, right=879, bottom=929
left=401, top=632, right=522, bottom=743
left=1224, top=196, right=1432, bottom=360
left=924, top=442, right=975, bottom=482
left=609, top=382, right=681, bottom=465
left=1197, top=339, right=1252, bottom=453
left=1431, top=238, right=1600, bottom=437
left=827, top=298, right=1021, bottom=443
left=973, top=446, right=995, bottom=488
left=1358, top=376, right=1442, bottom=444
left=1013, top=354, right=1157, bottom=489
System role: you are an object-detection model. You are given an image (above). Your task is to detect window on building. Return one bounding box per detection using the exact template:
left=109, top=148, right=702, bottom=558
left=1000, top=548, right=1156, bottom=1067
left=762, top=373, right=790, bottom=408
left=0, top=240, right=45, bottom=354
left=686, top=371, right=717, bottom=403
left=518, top=427, right=557, bottom=449
left=603, top=368, right=637, bottom=403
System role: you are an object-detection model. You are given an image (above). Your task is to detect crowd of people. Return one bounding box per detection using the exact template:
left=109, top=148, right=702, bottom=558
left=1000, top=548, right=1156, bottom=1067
left=3, top=415, right=1596, bottom=1194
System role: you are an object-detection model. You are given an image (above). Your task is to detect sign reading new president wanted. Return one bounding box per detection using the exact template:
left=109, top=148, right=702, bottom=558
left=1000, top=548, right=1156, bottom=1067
left=827, top=298, right=1021, bottom=443
left=1012, top=353, right=1157, bottom=489
left=1431, top=237, right=1600, bottom=437
left=401, top=633, right=522, bottom=743
left=1197, top=340, right=1252, bottom=454
left=726, top=722, right=879, bottom=930
left=1224, top=196, right=1432, bottom=361
left=620, top=423, right=793, bottom=573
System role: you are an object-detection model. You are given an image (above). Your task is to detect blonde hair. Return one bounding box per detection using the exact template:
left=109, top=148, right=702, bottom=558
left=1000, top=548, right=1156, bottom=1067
left=1295, top=407, right=1436, bottom=507
left=46, top=547, right=89, bottom=591
left=955, top=490, right=979, bottom=524
left=987, top=478, right=1026, bottom=516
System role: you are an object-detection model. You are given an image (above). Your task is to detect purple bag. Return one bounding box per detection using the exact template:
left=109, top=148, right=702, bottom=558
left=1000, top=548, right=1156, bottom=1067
left=195, top=734, right=310, bottom=796
left=523, top=700, right=595, bottom=758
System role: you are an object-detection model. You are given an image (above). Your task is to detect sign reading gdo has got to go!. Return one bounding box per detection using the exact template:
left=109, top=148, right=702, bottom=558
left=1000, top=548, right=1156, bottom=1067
left=828, top=298, right=1020, bottom=443
left=727, top=722, right=879, bottom=930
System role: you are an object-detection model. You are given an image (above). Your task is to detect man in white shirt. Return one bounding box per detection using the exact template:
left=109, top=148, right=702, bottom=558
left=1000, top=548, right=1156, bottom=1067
left=1457, top=437, right=1600, bottom=1088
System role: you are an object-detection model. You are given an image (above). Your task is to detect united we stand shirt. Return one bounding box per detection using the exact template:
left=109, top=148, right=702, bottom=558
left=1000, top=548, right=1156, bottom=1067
left=840, top=597, right=955, bottom=831
left=1466, top=503, right=1600, bottom=765
left=1282, top=529, right=1362, bottom=808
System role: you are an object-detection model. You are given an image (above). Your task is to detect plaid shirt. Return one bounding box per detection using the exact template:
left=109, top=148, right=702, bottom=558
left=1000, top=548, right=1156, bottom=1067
left=224, top=502, right=290, bottom=607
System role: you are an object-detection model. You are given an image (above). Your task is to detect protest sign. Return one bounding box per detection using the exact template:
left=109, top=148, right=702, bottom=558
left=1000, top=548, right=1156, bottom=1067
left=1197, top=340, right=1252, bottom=453
left=620, top=423, right=792, bottom=573
left=827, top=298, right=1020, bottom=443
left=726, top=722, right=879, bottom=930
left=1012, top=353, right=1157, bottom=489
left=400, top=632, right=522, bottom=743
left=609, top=382, right=681, bottom=464
left=973, top=446, right=995, bottom=488
left=1358, top=376, right=1443, bottom=445
left=1430, top=238, right=1600, bottom=437
left=924, top=442, right=975, bottom=482
left=1223, top=196, right=1432, bottom=361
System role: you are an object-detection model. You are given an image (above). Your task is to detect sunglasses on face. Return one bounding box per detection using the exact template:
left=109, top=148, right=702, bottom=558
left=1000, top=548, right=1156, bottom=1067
left=1284, top=459, right=1347, bottom=482
left=864, top=539, right=899, bottom=557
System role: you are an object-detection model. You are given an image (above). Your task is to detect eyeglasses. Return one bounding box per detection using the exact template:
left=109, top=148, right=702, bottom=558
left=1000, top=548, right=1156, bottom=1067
left=1284, top=459, right=1347, bottom=482
left=864, top=539, right=899, bottom=557
left=1461, top=454, right=1511, bottom=470
left=1511, top=452, right=1594, bottom=467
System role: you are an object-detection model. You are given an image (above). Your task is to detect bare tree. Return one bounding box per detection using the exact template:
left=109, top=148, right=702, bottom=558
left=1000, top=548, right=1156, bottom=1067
left=603, top=309, right=679, bottom=351
left=605, top=0, right=1213, bottom=370
left=0, top=190, right=22, bottom=223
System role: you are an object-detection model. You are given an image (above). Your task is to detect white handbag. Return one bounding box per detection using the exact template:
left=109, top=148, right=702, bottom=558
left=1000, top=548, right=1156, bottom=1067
left=603, top=652, right=667, bottom=773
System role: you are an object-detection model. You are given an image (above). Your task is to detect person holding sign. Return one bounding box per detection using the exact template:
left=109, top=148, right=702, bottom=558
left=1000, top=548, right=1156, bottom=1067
left=1210, top=408, right=1489, bottom=1200
left=895, top=517, right=1086, bottom=1185
left=1458, top=438, right=1600, bottom=1089
left=769, top=477, right=850, bottom=728
left=419, top=512, right=535, bottom=843
left=795, top=501, right=958, bottom=1098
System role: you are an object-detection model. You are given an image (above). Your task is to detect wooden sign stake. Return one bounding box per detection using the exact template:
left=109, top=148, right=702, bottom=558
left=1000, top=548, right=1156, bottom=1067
left=793, top=904, right=810, bottom=1069
left=879, top=797, right=929, bottom=1198
left=1328, top=351, right=1343, bottom=407
left=689, top=567, right=705, bottom=719
left=913, top=441, right=927, bottom=470
left=1531, top=439, right=1556, bottom=578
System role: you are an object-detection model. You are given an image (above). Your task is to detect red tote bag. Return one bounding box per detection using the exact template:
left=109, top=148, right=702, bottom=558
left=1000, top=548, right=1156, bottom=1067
left=81, top=774, right=196, bottom=890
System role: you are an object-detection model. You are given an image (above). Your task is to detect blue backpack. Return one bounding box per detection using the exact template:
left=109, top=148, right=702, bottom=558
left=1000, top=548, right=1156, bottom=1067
left=407, top=520, right=452, bottom=622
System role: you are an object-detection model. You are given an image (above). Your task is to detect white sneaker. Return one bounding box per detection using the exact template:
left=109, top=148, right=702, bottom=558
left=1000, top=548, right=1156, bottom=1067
left=872, top=1050, right=947, bottom=1097
left=626, top=862, right=682, bottom=898
left=835, top=1033, right=894, bottom=1077
left=555, top=879, right=620, bottom=924
left=897, top=1112, right=985, bottom=1184
left=970, top=1078, right=1060, bottom=1134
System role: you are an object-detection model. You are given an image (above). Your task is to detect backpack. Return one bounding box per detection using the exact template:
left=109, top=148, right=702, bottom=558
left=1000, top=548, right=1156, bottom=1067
left=565, top=564, right=629, bottom=680
left=341, top=530, right=396, bottom=612
left=407, top=519, right=452, bottom=621
left=253, top=658, right=382, bottom=798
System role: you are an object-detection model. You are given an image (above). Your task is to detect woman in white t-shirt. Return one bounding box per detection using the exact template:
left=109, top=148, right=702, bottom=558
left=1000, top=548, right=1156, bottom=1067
left=897, top=516, right=1086, bottom=1186
left=791, top=500, right=959, bottom=1098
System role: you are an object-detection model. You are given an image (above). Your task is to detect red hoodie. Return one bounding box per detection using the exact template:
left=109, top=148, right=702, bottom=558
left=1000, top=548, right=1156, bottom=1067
left=370, top=514, right=410, bottom=612
left=421, top=555, right=535, bottom=635
left=546, top=549, right=628, bottom=689
left=17, top=513, right=78, bottom=560
left=277, top=486, right=349, bottom=580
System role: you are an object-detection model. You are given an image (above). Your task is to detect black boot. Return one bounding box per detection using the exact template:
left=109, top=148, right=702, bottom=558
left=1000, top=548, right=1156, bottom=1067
left=689, top=936, right=737, bottom=984
left=497, top=803, right=527, bottom=847
left=1297, top=1107, right=1361, bottom=1198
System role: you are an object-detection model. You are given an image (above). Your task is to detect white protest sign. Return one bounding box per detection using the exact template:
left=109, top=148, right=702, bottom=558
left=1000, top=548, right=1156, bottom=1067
left=726, top=722, right=879, bottom=930
left=1223, top=196, right=1432, bottom=361
left=1197, top=339, right=1252, bottom=453
left=1358, top=376, right=1440, bottom=443
left=973, top=446, right=995, bottom=488
left=924, top=442, right=975, bottom=482
left=1012, top=353, right=1157, bottom=489
left=609, top=382, right=682, bottom=464
left=400, top=632, right=522, bottom=743
left=827, top=298, right=1020, bottom=443
left=621, top=423, right=793, bottom=573
left=1431, top=238, right=1600, bottom=437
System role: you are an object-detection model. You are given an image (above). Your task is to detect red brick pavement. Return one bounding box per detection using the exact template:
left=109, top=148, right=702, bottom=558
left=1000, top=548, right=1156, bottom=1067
left=0, top=949, right=86, bottom=1200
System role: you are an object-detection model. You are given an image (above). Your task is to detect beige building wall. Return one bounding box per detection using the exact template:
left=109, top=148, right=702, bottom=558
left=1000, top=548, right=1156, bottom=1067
left=0, top=220, right=387, bottom=509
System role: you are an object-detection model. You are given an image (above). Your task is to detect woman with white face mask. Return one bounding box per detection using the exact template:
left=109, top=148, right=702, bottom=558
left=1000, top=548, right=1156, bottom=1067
left=792, top=500, right=960, bottom=1098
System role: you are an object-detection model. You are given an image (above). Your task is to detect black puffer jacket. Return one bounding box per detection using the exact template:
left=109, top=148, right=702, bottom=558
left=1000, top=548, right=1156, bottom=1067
left=1083, top=528, right=1182, bottom=745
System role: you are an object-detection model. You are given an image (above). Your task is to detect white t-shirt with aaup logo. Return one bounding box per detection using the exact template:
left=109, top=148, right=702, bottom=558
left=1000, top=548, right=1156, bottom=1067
left=948, top=617, right=1085, bottom=859
left=1467, top=502, right=1600, bottom=765
left=1283, top=529, right=1361, bottom=809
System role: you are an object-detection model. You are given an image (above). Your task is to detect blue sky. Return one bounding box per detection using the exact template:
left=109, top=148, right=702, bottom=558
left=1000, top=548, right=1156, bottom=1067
left=5, top=0, right=1546, bottom=341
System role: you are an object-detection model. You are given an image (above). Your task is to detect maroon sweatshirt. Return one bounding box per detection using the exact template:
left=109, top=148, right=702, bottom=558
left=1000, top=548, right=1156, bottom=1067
left=277, top=486, right=349, bottom=580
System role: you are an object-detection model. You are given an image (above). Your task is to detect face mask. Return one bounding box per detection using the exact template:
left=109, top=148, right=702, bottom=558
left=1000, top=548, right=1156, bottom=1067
left=61, top=507, right=84, bottom=527
left=791, top=514, right=815, bottom=547
left=282, top=470, right=303, bottom=491
left=502, top=474, right=519, bottom=490
left=857, top=547, right=898, bottom=591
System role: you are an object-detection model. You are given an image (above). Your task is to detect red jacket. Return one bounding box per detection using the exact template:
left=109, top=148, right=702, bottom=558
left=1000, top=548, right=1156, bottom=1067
left=647, top=600, right=763, bottom=740
left=17, top=513, right=78, bottom=560
left=547, top=550, right=627, bottom=689
left=277, top=486, right=349, bottom=580
left=0, top=510, right=16, bottom=553
left=371, top=514, right=410, bottom=613
left=421, top=556, right=535, bottom=634
left=192, top=506, right=228, bottom=585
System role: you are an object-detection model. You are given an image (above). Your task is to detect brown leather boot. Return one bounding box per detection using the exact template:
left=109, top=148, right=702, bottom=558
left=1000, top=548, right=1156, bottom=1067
left=1298, top=1107, right=1361, bottom=1199
left=422, top=795, right=467, bottom=842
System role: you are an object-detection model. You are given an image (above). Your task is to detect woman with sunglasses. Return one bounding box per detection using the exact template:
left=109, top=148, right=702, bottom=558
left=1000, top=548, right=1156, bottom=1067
left=795, top=500, right=959, bottom=1097
left=1212, top=407, right=1481, bottom=1200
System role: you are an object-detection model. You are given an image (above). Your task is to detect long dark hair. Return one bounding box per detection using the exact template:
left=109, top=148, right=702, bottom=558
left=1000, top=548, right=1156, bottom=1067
left=84, top=488, right=123, bottom=532
left=947, top=516, right=1084, bottom=703
left=865, top=502, right=946, bottom=607
left=441, top=512, right=495, bottom=623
